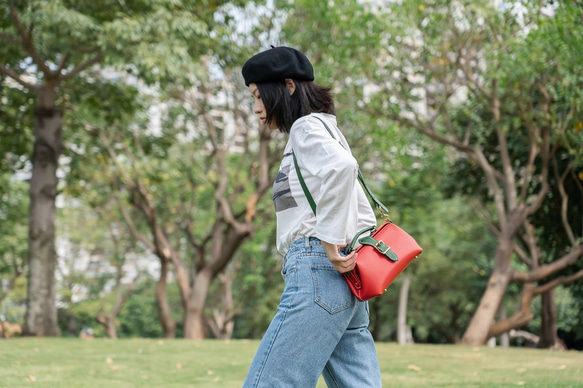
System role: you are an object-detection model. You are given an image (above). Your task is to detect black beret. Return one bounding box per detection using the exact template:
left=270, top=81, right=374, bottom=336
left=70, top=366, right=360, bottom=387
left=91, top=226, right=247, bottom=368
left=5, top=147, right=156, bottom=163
left=242, top=46, right=314, bottom=86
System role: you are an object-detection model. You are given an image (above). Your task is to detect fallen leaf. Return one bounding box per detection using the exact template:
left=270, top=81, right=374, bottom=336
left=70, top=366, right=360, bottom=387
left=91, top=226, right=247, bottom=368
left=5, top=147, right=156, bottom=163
left=207, top=370, right=214, bottom=375
left=111, top=365, right=120, bottom=371
left=105, top=358, right=113, bottom=365
left=407, top=364, right=422, bottom=372
left=176, top=363, right=182, bottom=370
left=558, top=365, right=567, bottom=370
left=27, top=376, right=37, bottom=382
left=157, top=340, right=164, bottom=345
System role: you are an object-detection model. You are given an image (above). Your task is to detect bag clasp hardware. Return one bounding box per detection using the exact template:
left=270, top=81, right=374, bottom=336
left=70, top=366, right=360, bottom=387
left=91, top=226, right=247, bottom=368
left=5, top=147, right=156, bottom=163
left=374, top=240, right=391, bottom=255
left=377, top=205, right=392, bottom=222
left=374, top=239, right=399, bottom=262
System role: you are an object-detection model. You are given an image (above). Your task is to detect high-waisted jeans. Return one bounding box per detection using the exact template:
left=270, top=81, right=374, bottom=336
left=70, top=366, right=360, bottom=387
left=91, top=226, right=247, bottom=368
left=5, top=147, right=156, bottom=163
left=243, top=237, right=382, bottom=388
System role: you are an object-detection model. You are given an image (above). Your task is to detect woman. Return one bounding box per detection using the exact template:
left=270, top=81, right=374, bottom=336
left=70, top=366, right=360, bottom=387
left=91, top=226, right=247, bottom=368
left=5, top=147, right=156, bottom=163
left=242, top=46, right=382, bottom=388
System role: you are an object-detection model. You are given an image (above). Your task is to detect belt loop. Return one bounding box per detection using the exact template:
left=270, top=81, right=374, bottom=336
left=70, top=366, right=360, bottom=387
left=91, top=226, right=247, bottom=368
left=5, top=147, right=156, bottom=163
left=304, top=237, right=310, bottom=248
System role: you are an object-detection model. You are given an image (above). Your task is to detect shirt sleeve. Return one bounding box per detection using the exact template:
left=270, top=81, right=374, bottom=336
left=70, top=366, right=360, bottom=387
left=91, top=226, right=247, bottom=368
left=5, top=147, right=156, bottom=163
left=290, top=116, right=359, bottom=245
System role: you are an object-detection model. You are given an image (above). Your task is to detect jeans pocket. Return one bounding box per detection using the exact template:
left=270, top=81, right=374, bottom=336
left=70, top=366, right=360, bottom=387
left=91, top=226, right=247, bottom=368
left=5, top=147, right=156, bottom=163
left=311, top=264, right=353, bottom=314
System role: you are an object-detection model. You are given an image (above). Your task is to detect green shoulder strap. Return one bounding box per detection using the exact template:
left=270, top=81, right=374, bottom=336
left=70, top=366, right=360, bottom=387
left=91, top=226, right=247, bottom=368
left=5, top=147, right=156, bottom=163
left=292, top=115, right=390, bottom=220
left=292, top=151, right=316, bottom=214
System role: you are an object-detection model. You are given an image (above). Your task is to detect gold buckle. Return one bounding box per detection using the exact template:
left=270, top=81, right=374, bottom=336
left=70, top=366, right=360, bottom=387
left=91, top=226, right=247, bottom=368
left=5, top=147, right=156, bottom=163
left=374, top=240, right=391, bottom=255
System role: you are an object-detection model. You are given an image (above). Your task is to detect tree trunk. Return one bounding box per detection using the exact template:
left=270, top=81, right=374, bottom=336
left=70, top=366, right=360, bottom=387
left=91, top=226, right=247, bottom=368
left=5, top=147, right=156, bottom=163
left=499, top=305, right=510, bottom=347
left=95, top=261, right=138, bottom=340
left=23, top=86, right=62, bottom=337
left=397, top=275, right=412, bottom=345
left=183, top=268, right=213, bottom=339
left=538, top=289, right=565, bottom=349
left=488, top=283, right=535, bottom=338
left=208, top=271, right=237, bottom=340
left=461, top=256, right=513, bottom=345
left=96, top=314, right=118, bottom=339
left=156, top=259, right=176, bottom=338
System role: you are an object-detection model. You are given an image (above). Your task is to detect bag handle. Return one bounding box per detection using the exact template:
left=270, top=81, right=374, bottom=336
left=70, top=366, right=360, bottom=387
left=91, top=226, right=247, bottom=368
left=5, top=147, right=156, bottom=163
left=348, top=225, right=376, bottom=251
left=292, top=116, right=391, bottom=220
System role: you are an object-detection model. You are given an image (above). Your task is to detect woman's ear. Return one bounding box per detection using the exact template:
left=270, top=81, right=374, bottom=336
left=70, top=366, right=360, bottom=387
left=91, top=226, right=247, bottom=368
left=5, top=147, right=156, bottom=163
left=285, top=79, right=296, bottom=96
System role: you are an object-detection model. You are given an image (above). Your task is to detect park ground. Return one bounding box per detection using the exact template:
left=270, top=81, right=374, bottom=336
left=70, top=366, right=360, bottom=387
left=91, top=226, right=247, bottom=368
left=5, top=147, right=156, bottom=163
left=0, top=338, right=582, bottom=387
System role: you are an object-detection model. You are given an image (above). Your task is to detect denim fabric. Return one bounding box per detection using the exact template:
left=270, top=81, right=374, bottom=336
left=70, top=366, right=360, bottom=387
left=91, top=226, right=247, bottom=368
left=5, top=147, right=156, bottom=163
left=243, top=237, right=382, bottom=388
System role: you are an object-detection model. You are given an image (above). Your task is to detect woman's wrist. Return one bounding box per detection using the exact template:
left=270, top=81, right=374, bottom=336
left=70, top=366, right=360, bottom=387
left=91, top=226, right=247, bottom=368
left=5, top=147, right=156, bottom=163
left=321, top=241, right=340, bottom=259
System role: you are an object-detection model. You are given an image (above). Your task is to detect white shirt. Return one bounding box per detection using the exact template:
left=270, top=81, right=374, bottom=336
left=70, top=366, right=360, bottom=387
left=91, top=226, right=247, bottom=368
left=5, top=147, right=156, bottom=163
left=273, top=113, right=376, bottom=255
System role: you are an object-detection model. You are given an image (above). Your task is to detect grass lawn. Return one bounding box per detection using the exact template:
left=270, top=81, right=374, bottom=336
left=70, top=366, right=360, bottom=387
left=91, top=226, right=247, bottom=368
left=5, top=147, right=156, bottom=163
left=0, top=338, right=581, bottom=387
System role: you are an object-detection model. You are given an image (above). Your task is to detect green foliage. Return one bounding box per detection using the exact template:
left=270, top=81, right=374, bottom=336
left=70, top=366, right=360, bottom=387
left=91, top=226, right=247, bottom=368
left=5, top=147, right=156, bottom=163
left=0, top=79, right=34, bottom=171
left=117, top=280, right=170, bottom=338
left=231, top=226, right=283, bottom=339
left=0, top=1, right=234, bottom=82
left=408, top=196, right=496, bottom=343
left=370, top=145, right=497, bottom=343
left=0, top=172, right=28, bottom=311
left=278, top=0, right=391, bottom=160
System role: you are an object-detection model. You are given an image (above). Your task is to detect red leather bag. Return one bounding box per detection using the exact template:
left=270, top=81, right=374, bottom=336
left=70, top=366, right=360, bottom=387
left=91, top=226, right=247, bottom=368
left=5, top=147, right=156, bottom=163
left=344, top=222, right=423, bottom=301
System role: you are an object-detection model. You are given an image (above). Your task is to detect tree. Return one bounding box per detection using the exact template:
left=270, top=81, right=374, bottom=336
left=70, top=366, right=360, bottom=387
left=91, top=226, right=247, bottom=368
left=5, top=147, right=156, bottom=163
left=0, top=0, right=253, bottom=337
left=369, top=0, right=583, bottom=345
left=1, top=2, right=105, bottom=335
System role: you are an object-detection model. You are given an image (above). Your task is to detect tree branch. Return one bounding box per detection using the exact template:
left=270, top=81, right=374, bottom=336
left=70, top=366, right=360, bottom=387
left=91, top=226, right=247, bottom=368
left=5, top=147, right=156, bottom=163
left=488, top=283, right=535, bottom=338
left=520, top=220, right=541, bottom=268
left=512, top=241, right=534, bottom=268
left=114, top=193, right=155, bottom=252
left=112, top=270, right=140, bottom=317
left=55, top=53, right=70, bottom=74
left=525, top=84, right=552, bottom=215
left=534, top=269, right=583, bottom=296
left=9, top=5, right=52, bottom=76
left=0, top=32, right=21, bottom=45
left=516, top=91, right=541, bottom=206
left=553, top=155, right=576, bottom=245
left=512, top=245, right=583, bottom=282
left=456, top=47, right=493, bottom=101
left=0, top=64, right=38, bottom=90
left=61, top=52, right=105, bottom=81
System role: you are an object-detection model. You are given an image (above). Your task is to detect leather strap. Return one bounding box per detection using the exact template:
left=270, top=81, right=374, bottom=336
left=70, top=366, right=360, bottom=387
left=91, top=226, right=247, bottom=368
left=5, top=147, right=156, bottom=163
left=292, top=151, right=316, bottom=214
left=358, top=236, right=399, bottom=262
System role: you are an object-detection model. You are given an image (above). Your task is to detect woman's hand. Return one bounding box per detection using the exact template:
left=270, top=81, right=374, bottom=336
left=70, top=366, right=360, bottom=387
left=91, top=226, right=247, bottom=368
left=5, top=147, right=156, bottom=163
left=321, top=241, right=357, bottom=274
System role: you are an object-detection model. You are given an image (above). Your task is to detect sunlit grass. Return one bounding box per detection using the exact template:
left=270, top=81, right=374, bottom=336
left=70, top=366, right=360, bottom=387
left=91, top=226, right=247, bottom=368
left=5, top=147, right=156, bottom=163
left=0, top=338, right=581, bottom=387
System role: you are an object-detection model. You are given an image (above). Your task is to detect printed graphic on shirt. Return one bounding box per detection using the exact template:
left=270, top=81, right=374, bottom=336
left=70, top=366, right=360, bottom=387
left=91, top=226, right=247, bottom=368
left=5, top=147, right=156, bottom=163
left=273, top=153, right=297, bottom=212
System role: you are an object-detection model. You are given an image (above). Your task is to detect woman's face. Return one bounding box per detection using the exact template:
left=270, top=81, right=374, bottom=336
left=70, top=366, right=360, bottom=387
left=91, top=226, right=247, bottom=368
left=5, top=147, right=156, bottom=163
left=249, top=83, right=277, bottom=130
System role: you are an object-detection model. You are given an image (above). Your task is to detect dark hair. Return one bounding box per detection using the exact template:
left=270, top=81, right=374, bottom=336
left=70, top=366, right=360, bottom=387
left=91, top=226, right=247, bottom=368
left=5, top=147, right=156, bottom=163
left=257, top=80, right=335, bottom=134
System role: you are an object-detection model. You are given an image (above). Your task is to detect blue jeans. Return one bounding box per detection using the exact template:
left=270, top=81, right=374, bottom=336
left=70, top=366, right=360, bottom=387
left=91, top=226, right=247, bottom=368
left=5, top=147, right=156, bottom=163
left=243, top=237, right=382, bottom=388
